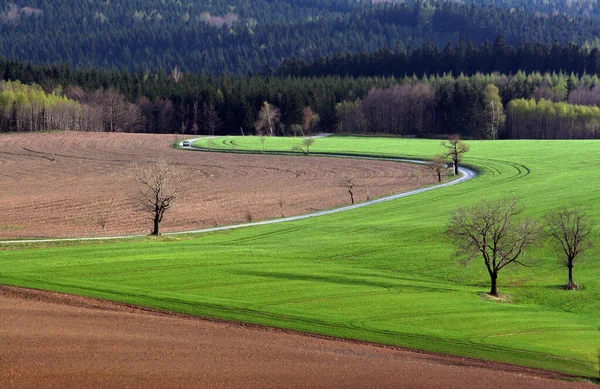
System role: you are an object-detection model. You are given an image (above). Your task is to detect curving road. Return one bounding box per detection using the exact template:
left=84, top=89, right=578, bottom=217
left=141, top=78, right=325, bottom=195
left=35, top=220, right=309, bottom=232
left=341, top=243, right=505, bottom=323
left=0, top=141, right=476, bottom=244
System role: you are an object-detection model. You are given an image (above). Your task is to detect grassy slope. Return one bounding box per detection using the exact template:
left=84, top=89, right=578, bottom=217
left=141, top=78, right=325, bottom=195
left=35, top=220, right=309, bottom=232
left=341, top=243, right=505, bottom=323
left=2, top=136, right=600, bottom=377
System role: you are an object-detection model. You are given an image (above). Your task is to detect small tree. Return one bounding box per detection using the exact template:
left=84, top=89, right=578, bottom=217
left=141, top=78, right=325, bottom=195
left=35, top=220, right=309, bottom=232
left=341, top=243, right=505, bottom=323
left=442, top=134, right=470, bottom=175
left=292, top=137, right=315, bottom=154
left=427, top=157, right=448, bottom=183
left=547, top=207, right=594, bottom=290
left=259, top=135, right=266, bottom=152
left=448, top=199, right=541, bottom=297
left=134, top=159, right=183, bottom=235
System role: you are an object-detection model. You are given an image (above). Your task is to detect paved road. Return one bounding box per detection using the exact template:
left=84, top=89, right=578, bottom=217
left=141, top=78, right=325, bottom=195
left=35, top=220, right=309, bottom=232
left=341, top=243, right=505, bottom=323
left=0, top=142, right=476, bottom=244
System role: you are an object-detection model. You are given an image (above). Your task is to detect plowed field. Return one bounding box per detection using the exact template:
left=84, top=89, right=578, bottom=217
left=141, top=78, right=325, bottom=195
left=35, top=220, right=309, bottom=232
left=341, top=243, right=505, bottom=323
left=0, top=132, right=436, bottom=238
left=0, top=286, right=592, bottom=389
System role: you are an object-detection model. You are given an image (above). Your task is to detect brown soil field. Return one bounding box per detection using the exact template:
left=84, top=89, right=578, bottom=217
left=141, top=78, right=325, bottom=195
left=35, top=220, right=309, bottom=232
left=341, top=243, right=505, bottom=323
left=0, top=286, right=594, bottom=389
left=0, top=132, right=437, bottom=238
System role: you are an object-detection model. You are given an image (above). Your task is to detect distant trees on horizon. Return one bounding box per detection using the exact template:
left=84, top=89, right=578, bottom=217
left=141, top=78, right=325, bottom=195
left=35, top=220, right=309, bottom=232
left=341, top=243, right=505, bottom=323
left=6, top=57, right=600, bottom=139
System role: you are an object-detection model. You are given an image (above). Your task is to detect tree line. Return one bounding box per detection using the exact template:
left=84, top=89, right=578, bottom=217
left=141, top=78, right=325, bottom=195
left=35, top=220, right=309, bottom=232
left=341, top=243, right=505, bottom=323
left=5, top=57, right=600, bottom=139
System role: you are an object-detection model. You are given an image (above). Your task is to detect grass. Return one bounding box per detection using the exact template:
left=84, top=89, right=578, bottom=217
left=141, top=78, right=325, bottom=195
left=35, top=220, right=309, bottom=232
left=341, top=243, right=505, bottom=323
left=2, top=135, right=600, bottom=378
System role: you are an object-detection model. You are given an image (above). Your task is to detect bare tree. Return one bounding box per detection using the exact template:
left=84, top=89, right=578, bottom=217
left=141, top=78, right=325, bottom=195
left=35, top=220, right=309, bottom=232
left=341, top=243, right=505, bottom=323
left=442, top=134, right=470, bottom=175
left=134, top=159, right=183, bottom=236
left=427, top=157, right=448, bottom=183
left=448, top=199, right=541, bottom=297
left=255, top=101, right=280, bottom=136
left=547, top=207, right=594, bottom=290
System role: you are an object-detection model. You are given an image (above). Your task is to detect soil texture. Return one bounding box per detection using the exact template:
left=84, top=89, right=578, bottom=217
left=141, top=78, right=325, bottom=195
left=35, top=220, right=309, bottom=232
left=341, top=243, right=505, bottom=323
left=0, top=286, right=594, bottom=389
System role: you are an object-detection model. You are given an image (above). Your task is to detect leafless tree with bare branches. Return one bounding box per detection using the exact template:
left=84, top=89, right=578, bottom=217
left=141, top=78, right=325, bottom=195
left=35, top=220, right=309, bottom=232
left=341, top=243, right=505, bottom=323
left=448, top=199, right=541, bottom=297
left=427, top=157, right=448, bottom=183
left=134, top=159, right=183, bottom=235
left=547, top=207, right=594, bottom=290
left=442, top=134, right=470, bottom=175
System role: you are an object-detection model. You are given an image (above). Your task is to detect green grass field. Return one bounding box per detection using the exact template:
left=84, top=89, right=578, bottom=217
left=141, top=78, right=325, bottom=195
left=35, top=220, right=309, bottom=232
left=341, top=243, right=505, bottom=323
left=2, top=136, right=600, bottom=378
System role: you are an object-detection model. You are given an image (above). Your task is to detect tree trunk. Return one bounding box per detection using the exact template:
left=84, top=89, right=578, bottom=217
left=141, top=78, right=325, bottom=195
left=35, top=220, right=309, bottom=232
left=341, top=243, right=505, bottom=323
left=567, top=263, right=576, bottom=290
left=437, top=171, right=442, bottom=182
left=349, top=189, right=354, bottom=204
left=489, top=273, right=499, bottom=296
left=453, top=159, right=459, bottom=175
left=152, top=217, right=160, bottom=235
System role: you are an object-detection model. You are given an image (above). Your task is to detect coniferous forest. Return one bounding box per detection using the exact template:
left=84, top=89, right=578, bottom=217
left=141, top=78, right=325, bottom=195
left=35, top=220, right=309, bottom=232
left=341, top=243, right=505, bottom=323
left=4, top=1, right=600, bottom=139
left=3, top=0, right=600, bottom=74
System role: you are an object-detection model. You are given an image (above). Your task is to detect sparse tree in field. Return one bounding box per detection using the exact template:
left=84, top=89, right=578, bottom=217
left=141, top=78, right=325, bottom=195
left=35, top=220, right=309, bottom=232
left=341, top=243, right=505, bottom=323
left=427, top=157, right=448, bottom=183
left=346, top=179, right=355, bottom=204
left=442, top=134, right=470, bottom=175
left=259, top=135, right=266, bottom=152
left=448, top=198, right=541, bottom=297
left=292, top=137, right=315, bottom=154
left=134, top=159, right=183, bottom=236
left=547, top=207, right=594, bottom=290
left=255, top=101, right=280, bottom=136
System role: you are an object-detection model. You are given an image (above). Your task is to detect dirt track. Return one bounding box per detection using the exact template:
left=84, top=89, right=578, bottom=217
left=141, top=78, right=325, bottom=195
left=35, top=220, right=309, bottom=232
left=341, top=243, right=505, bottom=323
left=0, top=286, right=593, bottom=389
left=0, top=132, right=436, bottom=238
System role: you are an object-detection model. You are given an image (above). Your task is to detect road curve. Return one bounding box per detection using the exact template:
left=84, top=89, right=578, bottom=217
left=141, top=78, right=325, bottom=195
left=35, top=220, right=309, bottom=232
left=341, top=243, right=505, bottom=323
left=0, top=142, right=476, bottom=244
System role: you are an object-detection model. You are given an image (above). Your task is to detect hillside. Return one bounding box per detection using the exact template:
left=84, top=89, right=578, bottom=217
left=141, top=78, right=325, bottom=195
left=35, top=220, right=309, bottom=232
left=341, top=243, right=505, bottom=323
left=3, top=0, right=600, bottom=73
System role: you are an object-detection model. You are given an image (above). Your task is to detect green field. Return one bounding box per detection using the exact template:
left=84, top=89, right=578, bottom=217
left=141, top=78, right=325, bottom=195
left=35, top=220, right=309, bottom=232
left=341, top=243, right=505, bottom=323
left=2, top=136, right=600, bottom=378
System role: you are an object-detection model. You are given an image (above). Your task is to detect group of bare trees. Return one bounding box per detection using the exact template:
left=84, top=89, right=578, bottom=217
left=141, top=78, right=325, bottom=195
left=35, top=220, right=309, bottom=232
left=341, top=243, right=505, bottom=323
left=449, top=199, right=594, bottom=296
left=66, top=87, right=142, bottom=132
left=358, top=84, right=436, bottom=136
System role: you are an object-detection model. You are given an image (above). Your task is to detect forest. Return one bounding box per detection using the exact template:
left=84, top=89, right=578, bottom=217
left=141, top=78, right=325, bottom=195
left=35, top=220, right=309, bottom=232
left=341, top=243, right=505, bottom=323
left=4, top=56, right=600, bottom=139
left=277, top=37, right=600, bottom=78
left=3, top=0, right=600, bottom=74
